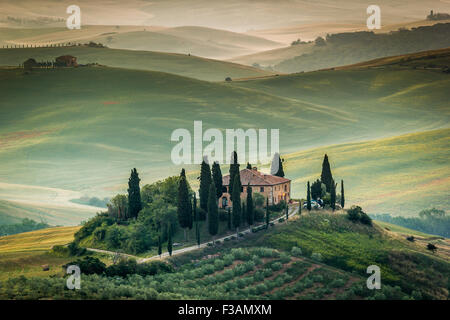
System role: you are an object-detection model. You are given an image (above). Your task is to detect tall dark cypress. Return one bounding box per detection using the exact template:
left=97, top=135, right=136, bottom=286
left=177, top=168, right=192, bottom=241
left=199, top=159, right=212, bottom=211
left=265, top=198, right=270, bottom=229
left=275, top=155, right=285, bottom=177
left=167, top=225, right=173, bottom=256
left=307, top=181, right=311, bottom=211
left=246, top=162, right=252, bottom=169
left=227, top=207, right=232, bottom=230
left=193, top=193, right=197, bottom=223
left=229, top=151, right=241, bottom=201
left=231, top=175, right=241, bottom=233
left=320, top=154, right=333, bottom=192
left=246, top=183, right=254, bottom=226
left=158, top=234, right=162, bottom=257
left=212, top=162, right=223, bottom=200
left=196, top=220, right=200, bottom=248
left=207, top=183, right=219, bottom=241
left=194, top=190, right=200, bottom=247
left=340, top=180, right=345, bottom=209
left=330, top=179, right=336, bottom=211
left=127, top=168, right=142, bottom=218
left=242, top=201, right=247, bottom=227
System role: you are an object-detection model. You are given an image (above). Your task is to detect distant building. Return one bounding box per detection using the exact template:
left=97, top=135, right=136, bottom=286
left=55, top=55, right=78, bottom=67
left=23, top=58, right=38, bottom=70
left=219, top=167, right=291, bottom=208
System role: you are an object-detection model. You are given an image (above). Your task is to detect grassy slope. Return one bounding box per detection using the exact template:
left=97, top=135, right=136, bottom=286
left=0, top=226, right=80, bottom=280
left=0, top=46, right=274, bottom=81
left=1, top=212, right=447, bottom=299
left=280, top=129, right=450, bottom=216
left=0, top=25, right=281, bottom=60
left=271, top=23, right=450, bottom=73
left=240, top=19, right=450, bottom=60
left=0, top=50, right=448, bottom=215
left=247, top=212, right=450, bottom=299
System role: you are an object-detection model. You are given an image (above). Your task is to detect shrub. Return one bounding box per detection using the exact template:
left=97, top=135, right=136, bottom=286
left=311, top=252, right=323, bottom=261
left=271, top=262, right=283, bottom=271
left=291, top=246, right=302, bottom=257
left=278, top=218, right=285, bottom=223
left=347, top=206, right=372, bottom=225
left=214, top=259, right=225, bottom=271
left=65, top=256, right=106, bottom=275
left=68, top=241, right=87, bottom=256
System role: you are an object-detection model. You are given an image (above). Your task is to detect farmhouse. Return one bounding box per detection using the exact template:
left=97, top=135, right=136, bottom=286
left=55, top=55, right=78, bottom=67
left=219, top=167, right=291, bottom=208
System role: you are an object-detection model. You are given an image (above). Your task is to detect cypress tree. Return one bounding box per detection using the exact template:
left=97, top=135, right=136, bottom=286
left=158, top=234, right=162, bottom=257
left=212, top=162, right=223, bottom=200
left=167, top=225, right=173, bottom=256
left=227, top=207, right=232, bottom=230
left=196, top=220, right=200, bottom=248
left=271, top=153, right=285, bottom=177
left=340, top=180, right=345, bottom=209
left=246, top=184, right=254, bottom=226
left=307, top=181, right=311, bottom=211
left=242, top=201, right=247, bottom=227
left=265, top=198, right=270, bottom=229
left=298, top=200, right=302, bottom=215
left=229, top=151, right=241, bottom=201
left=330, top=179, right=336, bottom=211
left=320, top=154, right=333, bottom=192
left=246, top=162, right=252, bottom=169
left=193, top=193, right=197, bottom=223
left=232, top=175, right=241, bottom=234
left=207, top=183, right=219, bottom=242
left=177, top=168, right=192, bottom=241
left=193, top=193, right=200, bottom=247
left=127, top=168, right=142, bottom=219
left=199, top=159, right=212, bottom=211
left=275, top=156, right=285, bottom=177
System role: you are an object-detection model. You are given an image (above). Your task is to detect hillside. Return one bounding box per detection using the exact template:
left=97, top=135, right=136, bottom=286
left=0, top=225, right=81, bottom=281
left=238, top=23, right=450, bottom=73
left=0, top=25, right=282, bottom=60
left=0, top=212, right=448, bottom=299
left=279, top=129, right=450, bottom=216
left=0, top=46, right=274, bottom=81
left=0, top=49, right=449, bottom=216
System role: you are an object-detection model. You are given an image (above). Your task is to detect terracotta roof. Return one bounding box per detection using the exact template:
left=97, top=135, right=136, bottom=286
left=222, top=169, right=290, bottom=186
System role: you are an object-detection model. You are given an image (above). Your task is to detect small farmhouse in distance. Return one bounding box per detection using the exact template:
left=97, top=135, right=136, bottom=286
left=219, top=167, right=291, bottom=209
left=55, top=55, right=78, bottom=67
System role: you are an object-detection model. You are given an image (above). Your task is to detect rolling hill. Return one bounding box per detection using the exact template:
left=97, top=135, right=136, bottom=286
left=0, top=25, right=282, bottom=60
left=233, top=23, right=450, bottom=72
left=0, top=46, right=274, bottom=81
left=0, top=212, right=448, bottom=299
left=0, top=49, right=448, bottom=218
left=280, top=129, right=450, bottom=216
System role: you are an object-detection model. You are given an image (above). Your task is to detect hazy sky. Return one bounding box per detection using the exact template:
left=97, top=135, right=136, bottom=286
left=1, top=0, right=450, bottom=31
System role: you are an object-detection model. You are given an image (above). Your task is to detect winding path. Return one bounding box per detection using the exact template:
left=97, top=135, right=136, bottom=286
left=86, top=204, right=299, bottom=264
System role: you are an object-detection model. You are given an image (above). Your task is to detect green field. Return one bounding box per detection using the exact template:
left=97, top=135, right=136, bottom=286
left=0, top=212, right=448, bottom=299
left=278, top=129, right=450, bottom=216
left=0, top=25, right=282, bottom=60
left=0, top=49, right=448, bottom=219
left=0, top=226, right=80, bottom=280
left=0, top=46, right=274, bottom=81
